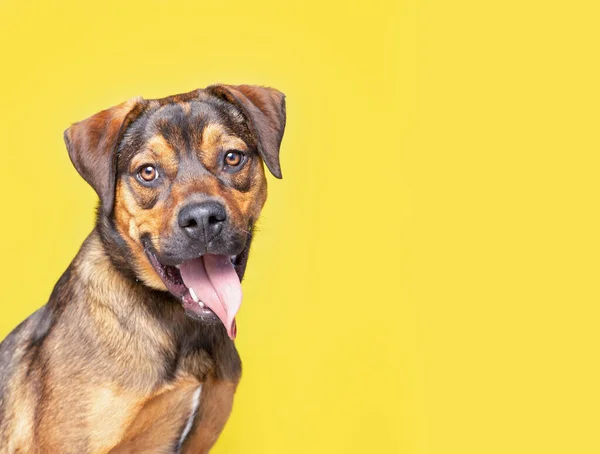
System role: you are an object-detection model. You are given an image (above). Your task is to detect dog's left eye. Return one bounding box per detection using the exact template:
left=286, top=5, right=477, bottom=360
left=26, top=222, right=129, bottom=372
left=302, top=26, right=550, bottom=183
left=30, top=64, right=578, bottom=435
left=137, top=165, right=159, bottom=182
left=224, top=151, right=244, bottom=168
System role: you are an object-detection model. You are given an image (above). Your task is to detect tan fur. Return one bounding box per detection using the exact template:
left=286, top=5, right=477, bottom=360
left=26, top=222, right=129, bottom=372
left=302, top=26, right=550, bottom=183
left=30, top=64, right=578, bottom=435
left=109, top=378, right=200, bottom=453
left=182, top=378, right=238, bottom=453
left=114, top=181, right=169, bottom=290
left=130, top=135, right=179, bottom=177
left=201, top=123, right=249, bottom=156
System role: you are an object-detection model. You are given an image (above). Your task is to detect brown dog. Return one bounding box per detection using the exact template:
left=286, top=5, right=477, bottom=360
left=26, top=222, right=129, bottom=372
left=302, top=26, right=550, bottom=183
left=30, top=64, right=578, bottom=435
left=0, top=84, right=286, bottom=453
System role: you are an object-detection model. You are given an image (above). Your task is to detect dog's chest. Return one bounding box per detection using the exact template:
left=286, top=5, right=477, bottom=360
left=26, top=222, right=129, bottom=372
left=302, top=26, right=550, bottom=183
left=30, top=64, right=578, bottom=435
left=85, top=381, right=203, bottom=453
left=177, top=385, right=203, bottom=450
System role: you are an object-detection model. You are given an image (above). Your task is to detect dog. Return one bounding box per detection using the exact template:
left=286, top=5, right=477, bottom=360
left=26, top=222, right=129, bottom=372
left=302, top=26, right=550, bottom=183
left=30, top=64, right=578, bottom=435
left=0, top=84, right=286, bottom=453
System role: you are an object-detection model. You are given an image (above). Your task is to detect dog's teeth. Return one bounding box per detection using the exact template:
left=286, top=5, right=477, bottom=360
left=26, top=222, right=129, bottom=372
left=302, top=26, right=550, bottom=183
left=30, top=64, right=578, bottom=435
left=198, top=301, right=205, bottom=308
left=189, top=288, right=199, bottom=303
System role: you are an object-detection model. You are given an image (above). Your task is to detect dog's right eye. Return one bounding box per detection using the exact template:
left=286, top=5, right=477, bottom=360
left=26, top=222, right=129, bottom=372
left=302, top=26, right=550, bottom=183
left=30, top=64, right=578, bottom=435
left=137, top=165, right=159, bottom=183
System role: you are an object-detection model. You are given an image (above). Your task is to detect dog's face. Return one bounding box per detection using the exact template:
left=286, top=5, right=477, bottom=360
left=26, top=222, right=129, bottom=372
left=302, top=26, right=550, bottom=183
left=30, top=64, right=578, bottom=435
left=64, top=85, right=286, bottom=338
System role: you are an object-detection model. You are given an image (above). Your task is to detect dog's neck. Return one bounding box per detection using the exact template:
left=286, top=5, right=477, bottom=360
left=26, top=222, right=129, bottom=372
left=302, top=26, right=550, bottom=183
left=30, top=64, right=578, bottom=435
left=71, top=230, right=163, bottom=325
left=54, top=228, right=241, bottom=384
left=95, top=211, right=145, bottom=283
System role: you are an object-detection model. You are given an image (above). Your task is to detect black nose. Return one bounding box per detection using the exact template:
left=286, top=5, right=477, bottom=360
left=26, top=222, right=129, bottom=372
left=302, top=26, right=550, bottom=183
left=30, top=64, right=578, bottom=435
left=178, top=201, right=227, bottom=241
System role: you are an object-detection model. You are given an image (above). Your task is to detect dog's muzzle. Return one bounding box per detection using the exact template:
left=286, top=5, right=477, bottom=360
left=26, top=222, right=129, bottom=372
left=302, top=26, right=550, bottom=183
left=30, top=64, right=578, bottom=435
left=141, top=201, right=252, bottom=340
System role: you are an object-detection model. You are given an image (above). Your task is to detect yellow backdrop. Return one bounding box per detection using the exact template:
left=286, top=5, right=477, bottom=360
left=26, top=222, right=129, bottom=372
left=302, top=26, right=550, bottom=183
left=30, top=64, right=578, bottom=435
left=1, top=1, right=599, bottom=453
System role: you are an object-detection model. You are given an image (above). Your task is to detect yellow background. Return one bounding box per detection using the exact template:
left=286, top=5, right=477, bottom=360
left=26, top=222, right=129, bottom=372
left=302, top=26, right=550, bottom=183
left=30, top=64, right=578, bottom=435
left=1, top=1, right=599, bottom=452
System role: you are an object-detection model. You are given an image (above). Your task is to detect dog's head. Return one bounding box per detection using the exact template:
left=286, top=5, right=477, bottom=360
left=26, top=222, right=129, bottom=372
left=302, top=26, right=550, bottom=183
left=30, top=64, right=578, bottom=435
left=64, top=85, right=286, bottom=339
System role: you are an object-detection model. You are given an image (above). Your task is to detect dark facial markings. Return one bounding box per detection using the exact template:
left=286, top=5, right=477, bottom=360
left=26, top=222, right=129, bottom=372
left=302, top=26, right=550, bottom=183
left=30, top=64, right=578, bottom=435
left=118, top=101, right=258, bottom=209
left=112, top=98, right=268, bottom=286
left=114, top=97, right=267, bottom=269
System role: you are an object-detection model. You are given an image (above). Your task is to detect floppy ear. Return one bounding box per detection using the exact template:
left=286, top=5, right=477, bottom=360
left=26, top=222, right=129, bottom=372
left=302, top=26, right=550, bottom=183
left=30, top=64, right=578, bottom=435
left=206, top=84, right=286, bottom=178
left=64, top=97, right=144, bottom=215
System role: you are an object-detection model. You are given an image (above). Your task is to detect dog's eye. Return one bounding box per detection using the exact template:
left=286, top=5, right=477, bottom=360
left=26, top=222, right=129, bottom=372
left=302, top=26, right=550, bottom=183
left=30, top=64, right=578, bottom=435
left=224, top=151, right=244, bottom=168
left=138, top=165, right=159, bottom=182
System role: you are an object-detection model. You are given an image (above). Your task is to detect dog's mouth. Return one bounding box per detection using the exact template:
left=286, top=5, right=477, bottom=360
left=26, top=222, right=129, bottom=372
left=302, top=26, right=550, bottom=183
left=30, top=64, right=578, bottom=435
left=142, top=239, right=251, bottom=340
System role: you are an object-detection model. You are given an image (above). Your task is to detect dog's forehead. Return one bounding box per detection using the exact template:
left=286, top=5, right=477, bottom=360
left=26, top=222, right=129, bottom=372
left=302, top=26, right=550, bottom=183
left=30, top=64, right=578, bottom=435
left=118, top=98, right=251, bottom=160
left=147, top=98, right=245, bottom=132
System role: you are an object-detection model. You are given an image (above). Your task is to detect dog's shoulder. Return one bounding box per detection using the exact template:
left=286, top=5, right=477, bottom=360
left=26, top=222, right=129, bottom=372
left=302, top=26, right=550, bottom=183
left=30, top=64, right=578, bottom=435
left=0, top=305, right=52, bottom=448
left=0, top=305, right=50, bottom=379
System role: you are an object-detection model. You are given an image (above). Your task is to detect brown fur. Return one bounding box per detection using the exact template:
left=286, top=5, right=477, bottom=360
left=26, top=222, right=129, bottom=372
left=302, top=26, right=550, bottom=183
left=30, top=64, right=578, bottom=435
left=0, top=85, right=286, bottom=452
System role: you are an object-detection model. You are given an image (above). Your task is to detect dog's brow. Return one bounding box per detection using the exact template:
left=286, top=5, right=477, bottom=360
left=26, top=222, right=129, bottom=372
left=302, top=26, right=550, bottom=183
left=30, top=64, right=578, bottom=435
left=147, top=134, right=175, bottom=154
left=200, top=123, right=248, bottom=153
left=130, top=134, right=177, bottom=170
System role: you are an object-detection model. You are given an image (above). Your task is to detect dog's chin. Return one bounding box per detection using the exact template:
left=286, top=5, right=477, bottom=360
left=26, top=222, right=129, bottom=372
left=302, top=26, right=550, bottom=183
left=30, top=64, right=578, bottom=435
left=141, top=238, right=251, bottom=339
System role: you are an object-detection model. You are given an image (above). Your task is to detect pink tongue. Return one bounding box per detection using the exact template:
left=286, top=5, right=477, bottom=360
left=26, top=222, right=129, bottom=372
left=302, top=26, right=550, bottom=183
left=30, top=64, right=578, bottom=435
left=179, top=255, right=242, bottom=339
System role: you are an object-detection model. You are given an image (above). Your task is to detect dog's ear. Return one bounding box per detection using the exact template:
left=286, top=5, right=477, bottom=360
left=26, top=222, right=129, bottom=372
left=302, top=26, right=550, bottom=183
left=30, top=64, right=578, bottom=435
left=206, top=84, right=286, bottom=179
left=64, top=97, right=144, bottom=215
